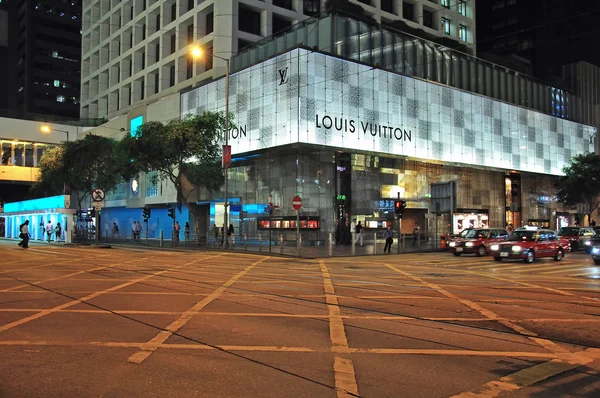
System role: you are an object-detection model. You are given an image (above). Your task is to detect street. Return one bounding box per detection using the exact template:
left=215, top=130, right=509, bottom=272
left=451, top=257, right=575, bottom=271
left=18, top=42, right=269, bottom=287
left=0, top=242, right=599, bottom=397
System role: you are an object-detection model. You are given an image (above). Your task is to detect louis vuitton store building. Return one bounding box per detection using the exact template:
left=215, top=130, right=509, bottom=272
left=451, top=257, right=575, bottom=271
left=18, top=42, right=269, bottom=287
left=180, top=46, right=596, bottom=240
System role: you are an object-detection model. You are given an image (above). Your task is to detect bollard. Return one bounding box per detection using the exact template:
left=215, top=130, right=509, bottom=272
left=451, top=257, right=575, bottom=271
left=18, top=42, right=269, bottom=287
left=160, top=230, right=164, bottom=247
left=402, top=234, right=406, bottom=251
left=328, top=233, right=333, bottom=257
left=244, top=234, right=248, bottom=251
left=351, top=232, right=356, bottom=256
left=298, top=234, right=302, bottom=257
left=258, top=233, right=262, bottom=252
left=280, top=233, right=284, bottom=254
left=373, top=232, right=377, bottom=255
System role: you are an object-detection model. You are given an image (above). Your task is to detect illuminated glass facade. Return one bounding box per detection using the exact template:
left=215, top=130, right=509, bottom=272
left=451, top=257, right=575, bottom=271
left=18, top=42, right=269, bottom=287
left=181, top=46, right=596, bottom=236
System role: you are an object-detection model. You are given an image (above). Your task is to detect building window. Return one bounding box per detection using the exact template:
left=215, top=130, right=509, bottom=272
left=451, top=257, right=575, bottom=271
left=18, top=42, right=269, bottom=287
left=154, top=73, right=160, bottom=94
left=273, top=0, right=293, bottom=10
left=272, top=14, right=292, bottom=34
left=57, top=95, right=65, bottom=102
left=458, top=1, right=466, bottom=16
left=142, top=24, right=146, bottom=40
left=171, top=3, right=176, bottom=22
left=204, top=47, right=213, bottom=70
left=403, top=2, right=414, bottom=21
left=381, top=0, right=395, bottom=14
left=170, top=33, right=176, bottom=54
left=303, top=0, right=320, bottom=15
left=187, top=24, right=194, bottom=44
left=156, top=13, right=160, bottom=30
left=441, top=0, right=450, bottom=8
left=141, top=52, right=145, bottom=69
left=238, top=4, right=261, bottom=35
left=458, top=24, right=467, bottom=41
left=169, top=65, right=175, bottom=87
left=423, top=9, right=433, bottom=28
left=441, top=18, right=450, bottom=35
left=188, top=0, right=194, bottom=12
left=206, top=12, right=214, bottom=34
left=187, top=56, right=193, bottom=79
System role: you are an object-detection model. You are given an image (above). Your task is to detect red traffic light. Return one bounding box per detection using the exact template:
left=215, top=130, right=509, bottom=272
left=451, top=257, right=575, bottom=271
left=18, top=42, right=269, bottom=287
left=394, top=200, right=407, bottom=215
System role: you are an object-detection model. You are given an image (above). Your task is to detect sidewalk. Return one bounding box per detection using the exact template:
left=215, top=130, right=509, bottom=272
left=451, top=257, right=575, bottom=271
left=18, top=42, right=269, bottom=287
left=1, top=237, right=446, bottom=258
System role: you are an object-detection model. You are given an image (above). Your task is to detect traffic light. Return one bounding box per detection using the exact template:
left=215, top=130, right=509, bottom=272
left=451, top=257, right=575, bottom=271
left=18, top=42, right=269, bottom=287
left=142, top=207, right=151, bottom=219
left=167, top=207, right=175, bottom=219
left=394, top=200, right=407, bottom=217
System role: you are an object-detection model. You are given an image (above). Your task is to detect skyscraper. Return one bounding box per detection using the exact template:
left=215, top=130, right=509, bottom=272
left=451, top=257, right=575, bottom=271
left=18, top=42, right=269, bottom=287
left=1, top=0, right=83, bottom=121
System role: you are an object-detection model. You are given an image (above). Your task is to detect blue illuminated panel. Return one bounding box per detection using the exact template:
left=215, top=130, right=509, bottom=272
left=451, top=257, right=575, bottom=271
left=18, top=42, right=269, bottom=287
left=130, top=115, right=143, bottom=137
left=3, top=195, right=68, bottom=213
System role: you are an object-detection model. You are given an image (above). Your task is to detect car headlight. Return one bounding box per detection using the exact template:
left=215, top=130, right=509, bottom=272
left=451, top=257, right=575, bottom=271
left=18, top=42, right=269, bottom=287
left=512, top=246, right=523, bottom=252
left=449, top=242, right=456, bottom=247
left=585, top=241, right=592, bottom=246
left=490, top=244, right=499, bottom=251
left=465, top=242, right=474, bottom=247
left=592, top=247, right=600, bottom=255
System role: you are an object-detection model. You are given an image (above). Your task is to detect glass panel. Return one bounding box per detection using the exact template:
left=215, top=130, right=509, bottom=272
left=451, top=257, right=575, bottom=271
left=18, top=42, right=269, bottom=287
left=372, top=29, right=382, bottom=67
left=415, top=41, right=424, bottom=78
left=359, top=21, right=371, bottom=64
left=25, top=144, right=34, bottom=167
left=1, top=142, right=11, bottom=165
left=347, top=19, right=359, bottom=61
left=382, top=31, right=394, bottom=69
left=334, top=15, right=346, bottom=57
left=14, top=143, right=24, bottom=166
left=405, top=38, right=415, bottom=76
left=394, top=35, right=405, bottom=74
left=424, top=43, right=433, bottom=81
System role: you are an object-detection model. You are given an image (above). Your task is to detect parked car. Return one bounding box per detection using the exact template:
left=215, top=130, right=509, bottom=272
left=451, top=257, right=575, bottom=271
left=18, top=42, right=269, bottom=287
left=448, top=228, right=510, bottom=256
left=557, top=227, right=595, bottom=252
left=489, top=227, right=566, bottom=263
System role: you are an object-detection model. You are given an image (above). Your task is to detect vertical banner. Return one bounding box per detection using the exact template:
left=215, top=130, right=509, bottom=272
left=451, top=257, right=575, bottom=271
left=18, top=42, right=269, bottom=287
left=222, top=145, right=231, bottom=168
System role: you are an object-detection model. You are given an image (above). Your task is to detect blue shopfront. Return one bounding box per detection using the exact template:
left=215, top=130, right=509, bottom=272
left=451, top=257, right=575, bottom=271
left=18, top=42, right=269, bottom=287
left=1, top=195, right=76, bottom=243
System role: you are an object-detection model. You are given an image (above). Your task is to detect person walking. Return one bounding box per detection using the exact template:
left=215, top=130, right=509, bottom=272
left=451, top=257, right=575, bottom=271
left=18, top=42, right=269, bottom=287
left=54, top=223, right=62, bottom=242
left=45, top=220, right=53, bottom=243
left=18, top=220, right=30, bottom=249
left=228, top=223, right=235, bottom=247
left=383, top=225, right=393, bottom=254
left=220, top=224, right=225, bottom=248
left=174, top=221, right=181, bottom=244
left=184, top=222, right=190, bottom=242
left=412, top=222, right=420, bottom=247
left=212, top=224, right=219, bottom=247
left=135, top=221, right=142, bottom=242
left=354, top=220, right=364, bottom=247
left=112, top=222, right=120, bottom=239
left=131, top=221, right=138, bottom=241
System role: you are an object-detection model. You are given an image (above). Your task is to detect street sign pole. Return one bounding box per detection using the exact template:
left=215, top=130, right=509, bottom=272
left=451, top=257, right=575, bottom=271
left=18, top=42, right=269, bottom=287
left=292, top=196, right=302, bottom=249
left=95, top=211, right=99, bottom=247
left=397, top=192, right=401, bottom=254
left=91, top=188, right=105, bottom=247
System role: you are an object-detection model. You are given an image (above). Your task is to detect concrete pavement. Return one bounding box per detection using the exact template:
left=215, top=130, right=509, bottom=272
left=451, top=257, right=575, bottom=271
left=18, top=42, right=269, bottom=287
left=0, top=242, right=599, bottom=397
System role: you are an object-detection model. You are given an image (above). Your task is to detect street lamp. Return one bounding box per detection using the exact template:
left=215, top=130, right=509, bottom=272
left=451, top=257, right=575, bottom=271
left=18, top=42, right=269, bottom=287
left=41, top=125, right=70, bottom=142
left=191, top=47, right=231, bottom=239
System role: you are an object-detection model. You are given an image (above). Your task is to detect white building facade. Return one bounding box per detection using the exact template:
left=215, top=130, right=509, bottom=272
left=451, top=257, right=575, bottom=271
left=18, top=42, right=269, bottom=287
left=81, top=0, right=475, bottom=120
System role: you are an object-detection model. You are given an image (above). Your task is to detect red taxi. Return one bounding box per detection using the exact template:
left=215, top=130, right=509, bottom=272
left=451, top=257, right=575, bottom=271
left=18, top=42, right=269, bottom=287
left=448, top=228, right=510, bottom=257
left=488, top=227, right=566, bottom=263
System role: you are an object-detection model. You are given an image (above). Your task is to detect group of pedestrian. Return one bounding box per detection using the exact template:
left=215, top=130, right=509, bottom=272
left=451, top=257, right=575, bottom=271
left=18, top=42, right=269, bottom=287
left=211, top=223, right=235, bottom=248
left=131, top=221, right=142, bottom=241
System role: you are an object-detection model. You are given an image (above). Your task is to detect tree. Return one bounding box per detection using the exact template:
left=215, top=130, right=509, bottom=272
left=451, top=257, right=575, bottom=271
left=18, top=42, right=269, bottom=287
left=35, top=135, right=123, bottom=210
left=116, top=113, right=227, bottom=244
left=556, top=153, right=600, bottom=224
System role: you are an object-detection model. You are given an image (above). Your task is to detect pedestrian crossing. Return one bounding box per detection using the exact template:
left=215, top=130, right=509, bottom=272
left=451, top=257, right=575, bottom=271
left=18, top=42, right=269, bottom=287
left=403, top=252, right=599, bottom=278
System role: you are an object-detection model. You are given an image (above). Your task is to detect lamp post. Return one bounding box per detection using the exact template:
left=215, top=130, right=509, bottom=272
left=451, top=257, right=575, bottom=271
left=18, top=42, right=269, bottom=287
left=41, top=125, right=70, bottom=142
left=191, top=47, right=230, bottom=240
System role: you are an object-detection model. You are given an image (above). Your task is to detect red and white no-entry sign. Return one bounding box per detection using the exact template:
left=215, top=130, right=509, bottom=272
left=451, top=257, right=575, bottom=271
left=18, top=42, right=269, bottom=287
left=292, top=195, right=302, bottom=210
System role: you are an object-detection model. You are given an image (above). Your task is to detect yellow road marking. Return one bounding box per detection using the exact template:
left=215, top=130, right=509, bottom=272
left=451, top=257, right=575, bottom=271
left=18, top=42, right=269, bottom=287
left=540, top=266, right=594, bottom=275
left=383, top=263, right=569, bottom=355
left=320, top=260, right=359, bottom=398
left=127, top=256, right=269, bottom=364
left=450, top=348, right=598, bottom=398
left=0, top=254, right=217, bottom=333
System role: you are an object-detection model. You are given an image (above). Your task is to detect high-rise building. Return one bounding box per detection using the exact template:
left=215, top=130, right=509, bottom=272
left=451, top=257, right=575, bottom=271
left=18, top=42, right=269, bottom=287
left=0, top=0, right=83, bottom=121
left=80, top=0, right=475, bottom=120
left=476, top=0, right=600, bottom=79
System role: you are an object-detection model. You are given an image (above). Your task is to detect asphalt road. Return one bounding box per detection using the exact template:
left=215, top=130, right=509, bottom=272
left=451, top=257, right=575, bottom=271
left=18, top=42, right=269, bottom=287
left=0, top=241, right=599, bottom=397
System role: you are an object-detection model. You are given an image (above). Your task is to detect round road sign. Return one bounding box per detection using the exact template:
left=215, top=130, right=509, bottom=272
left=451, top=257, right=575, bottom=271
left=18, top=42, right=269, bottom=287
left=292, top=195, right=302, bottom=210
left=91, top=188, right=105, bottom=202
